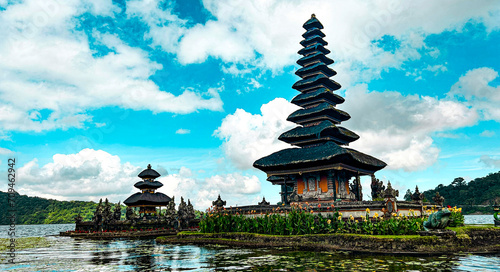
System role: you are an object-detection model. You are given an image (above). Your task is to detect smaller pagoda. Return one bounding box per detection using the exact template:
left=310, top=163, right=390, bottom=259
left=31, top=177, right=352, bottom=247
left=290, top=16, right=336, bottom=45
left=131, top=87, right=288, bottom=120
left=124, top=164, right=171, bottom=216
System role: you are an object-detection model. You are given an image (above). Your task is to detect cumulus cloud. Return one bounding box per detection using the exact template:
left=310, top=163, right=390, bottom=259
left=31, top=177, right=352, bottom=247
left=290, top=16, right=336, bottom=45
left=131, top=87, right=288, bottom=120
left=215, top=84, right=479, bottom=172
left=214, top=98, right=299, bottom=170
left=130, top=0, right=499, bottom=81
left=0, top=0, right=222, bottom=133
left=126, top=0, right=186, bottom=53
left=448, top=67, right=500, bottom=121
left=159, top=167, right=262, bottom=209
left=175, top=128, right=191, bottom=134
left=17, top=149, right=141, bottom=202
left=480, top=130, right=495, bottom=137
left=344, top=84, right=478, bottom=171
left=14, top=148, right=262, bottom=210
left=479, top=155, right=500, bottom=168
left=0, top=147, right=13, bottom=155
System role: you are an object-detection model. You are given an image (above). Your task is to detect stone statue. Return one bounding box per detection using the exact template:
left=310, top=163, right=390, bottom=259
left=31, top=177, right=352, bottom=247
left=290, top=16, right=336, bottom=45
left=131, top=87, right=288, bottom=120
left=113, top=201, right=122, bottom=221
left=125, top=206, right=137, bottom=221
left=178, top=197, right=189, bottom=229
left=383, top=181, right=399, bottom=198
left=92, top=199, right=103, bottom=231
left=350, top=177, right=362, bottom=201
left=370, top=176, right=385, bottom=200
left=258, top=197, right=270, bottom=206
left=432, top=192, right=444, bottom=207
left=423, top=209, right=452, bottom=231
left=350, top=176, right=362, bottom=201
left=337, top=172, right=349, bottom=199
left=212, top=195, right=226, bottom=210
left=412, top=186, right=424, bottom=204
left=165, top=197, right=177, bottom=227
left=187, top=199, right=195, bottom=221
left=287, top=191, right=302, bottom=203
left=102, top=198, right=112, bottom=224
left=92, top=199, right=103, bottom=223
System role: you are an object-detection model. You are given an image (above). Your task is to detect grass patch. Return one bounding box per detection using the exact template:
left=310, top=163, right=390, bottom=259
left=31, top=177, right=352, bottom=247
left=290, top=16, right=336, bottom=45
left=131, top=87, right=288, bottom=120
left=185, top=231, right=431, bottom=241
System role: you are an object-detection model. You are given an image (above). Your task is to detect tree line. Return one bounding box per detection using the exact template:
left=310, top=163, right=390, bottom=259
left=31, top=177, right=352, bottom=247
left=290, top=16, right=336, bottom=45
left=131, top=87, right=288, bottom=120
left=404, top=171, right=500, bottom=214
left=0, top=191, right=101, bottom=225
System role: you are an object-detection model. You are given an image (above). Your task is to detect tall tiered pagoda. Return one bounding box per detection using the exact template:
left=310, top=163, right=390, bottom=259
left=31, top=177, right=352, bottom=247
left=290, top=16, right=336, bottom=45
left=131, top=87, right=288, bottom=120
left=124, top=164, right=171, bottom=215
left=254, top=14, right=387, bottom=204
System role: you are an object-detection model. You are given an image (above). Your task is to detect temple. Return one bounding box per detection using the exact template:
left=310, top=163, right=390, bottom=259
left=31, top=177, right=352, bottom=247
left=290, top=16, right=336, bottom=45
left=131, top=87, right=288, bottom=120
left=254, top=14, right=387, bottom=204
left=124, top=164, right=171, bottom=216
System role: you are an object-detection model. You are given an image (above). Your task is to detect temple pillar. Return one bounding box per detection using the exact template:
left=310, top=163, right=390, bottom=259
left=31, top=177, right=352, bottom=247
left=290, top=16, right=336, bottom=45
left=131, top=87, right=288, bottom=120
left=356, top=175, right=362, bottom=201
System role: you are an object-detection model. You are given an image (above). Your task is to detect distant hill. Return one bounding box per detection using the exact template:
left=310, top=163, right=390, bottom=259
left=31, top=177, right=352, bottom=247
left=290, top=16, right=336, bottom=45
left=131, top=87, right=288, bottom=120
left=0, top=192, right=201, bottom=225
left=417, top=171, right=500, bottom=214
left=0, top=191, right=116, bottom=225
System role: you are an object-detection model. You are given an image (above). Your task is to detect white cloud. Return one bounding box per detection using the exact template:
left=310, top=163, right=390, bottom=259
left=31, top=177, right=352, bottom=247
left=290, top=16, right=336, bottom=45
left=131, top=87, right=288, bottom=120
left=479, top=155, right=500, bottom=168
left=0, top=0, right=222, bottom=133
left=175, top=128, right=191, bottom=134
left=435, top=132, right=461, bottom=139
left=448, top=67, right=500, bottom=121
left=480, top=130, right=495, bottom=137
left=216, top=84, right=479, bottom=172
left=0, top=147, right=13, bottom=155
left=159, top=167, right=262, bottom=210
left=197, top=173, right=261, bottom=209
left=14, top=148, right=262, bottom=210
left=17, top=148, right=141, bottom=202
left=344, top=84, right=478, bottom=171
left=214, top=98, right=299, bottom=170
left=126, top=0, right=186, bottom=53
left=132, top=0, right=499, bottom=80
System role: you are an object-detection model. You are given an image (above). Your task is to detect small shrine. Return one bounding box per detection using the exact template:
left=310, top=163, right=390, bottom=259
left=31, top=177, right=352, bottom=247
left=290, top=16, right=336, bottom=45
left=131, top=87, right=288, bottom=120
left=124, top=164, right=171, bottom=216
left=253, top=14, right=387, bottom=204
left=70, top=164, right=199, bottom=234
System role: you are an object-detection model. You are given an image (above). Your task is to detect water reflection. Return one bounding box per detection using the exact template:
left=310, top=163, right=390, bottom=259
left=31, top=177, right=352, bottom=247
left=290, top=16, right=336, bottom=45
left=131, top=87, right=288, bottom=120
left=1, top=236, right=500, bottom=271
left=123, top=240, right=156, bottom=271
left=90, top=241, right=120, bottom=266
left=1, top=223, right=500, bottom=271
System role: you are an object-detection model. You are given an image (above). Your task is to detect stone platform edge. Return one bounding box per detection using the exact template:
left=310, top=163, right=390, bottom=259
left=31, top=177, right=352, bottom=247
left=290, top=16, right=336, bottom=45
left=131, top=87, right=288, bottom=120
left=156, top=226, right=500, bottom=255
left=60, top=229, right=180, bottom=239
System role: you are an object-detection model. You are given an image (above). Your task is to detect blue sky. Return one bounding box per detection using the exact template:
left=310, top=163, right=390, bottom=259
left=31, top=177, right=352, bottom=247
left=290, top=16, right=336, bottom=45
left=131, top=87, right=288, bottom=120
left=1, top=0, right=500, bottom=209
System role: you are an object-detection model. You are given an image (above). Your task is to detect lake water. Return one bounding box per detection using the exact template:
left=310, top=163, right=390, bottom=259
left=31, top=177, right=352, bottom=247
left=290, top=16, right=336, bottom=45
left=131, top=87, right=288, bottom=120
left=0, top=215, right=499, bottom=271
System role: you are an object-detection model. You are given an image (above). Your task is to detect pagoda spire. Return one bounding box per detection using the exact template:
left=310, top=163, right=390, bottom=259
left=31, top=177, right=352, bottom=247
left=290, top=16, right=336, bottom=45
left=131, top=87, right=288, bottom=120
left=253, top=15, right=386, bottom=200
left=278, top=14, right=359, bottom=147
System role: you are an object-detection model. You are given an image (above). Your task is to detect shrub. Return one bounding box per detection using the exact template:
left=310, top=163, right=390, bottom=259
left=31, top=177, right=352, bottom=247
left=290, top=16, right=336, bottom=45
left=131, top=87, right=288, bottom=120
left=200, top=205, right=425, bottom=236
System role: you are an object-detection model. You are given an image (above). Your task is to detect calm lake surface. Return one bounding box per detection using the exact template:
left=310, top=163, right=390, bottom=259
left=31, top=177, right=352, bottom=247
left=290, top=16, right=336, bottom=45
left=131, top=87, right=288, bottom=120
left=0, top=215, right=499, bottom=271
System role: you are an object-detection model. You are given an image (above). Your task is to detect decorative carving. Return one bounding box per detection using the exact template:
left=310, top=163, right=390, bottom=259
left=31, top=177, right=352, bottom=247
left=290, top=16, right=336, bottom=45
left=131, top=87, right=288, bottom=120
left=212, top=195, right=226, bottom=209
left=178, top=197, right=193, bottom=229
left=411, top=186, right=424, bottom=204
left=287, top=191, right=302, bottom=203
left=113, top=201, right=122, bottom=221
left=370, top=176, right=385, bottom=200
left=258, top=197, right=270, bottom=206
left=125, top=206, right=137, bottom=221
left=102, top=198, right=112, bottom=224
left=337, top=172, right=349, bottom=199
left=164, top=197, right=177, bottom=226
left=423, top=209, right=452, bottom=231
left=307, top=177, right=316, bottom=191
left=383, top=181, right=399, bottom=198
left=92, top=199, right=103, bottom=223
left=432, top=192, right=444, bottom=207
left=350, top=176, right=362, bottom=201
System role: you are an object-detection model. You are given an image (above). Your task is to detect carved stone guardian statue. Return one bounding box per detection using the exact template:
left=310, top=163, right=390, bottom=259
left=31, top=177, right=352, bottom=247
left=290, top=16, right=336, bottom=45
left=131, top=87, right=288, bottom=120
left=432, top=192, right=444, bottom=207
